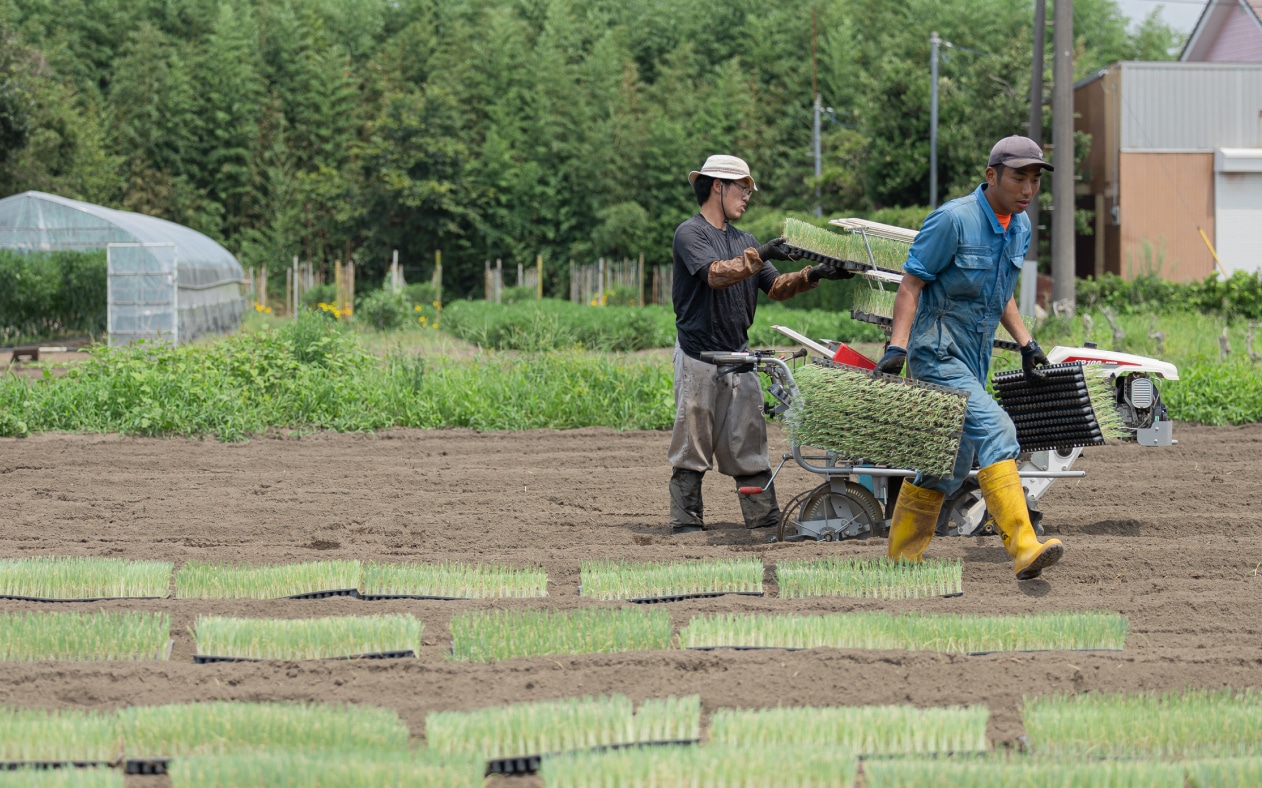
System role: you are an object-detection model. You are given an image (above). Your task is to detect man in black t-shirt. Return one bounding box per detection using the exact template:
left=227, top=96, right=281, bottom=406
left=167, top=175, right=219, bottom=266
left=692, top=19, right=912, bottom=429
left=668, top=154, right=849, bottom=535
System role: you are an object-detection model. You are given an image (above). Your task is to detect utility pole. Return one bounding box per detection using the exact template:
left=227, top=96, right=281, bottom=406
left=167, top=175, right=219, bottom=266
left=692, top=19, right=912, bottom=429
left=929, top=31, right=941, bottom=210
left=1051, top=0, right=1075, bottom=311
left=1021, top=0, right=1046, bottom=317
left=812, top=8, right=822, bottom=218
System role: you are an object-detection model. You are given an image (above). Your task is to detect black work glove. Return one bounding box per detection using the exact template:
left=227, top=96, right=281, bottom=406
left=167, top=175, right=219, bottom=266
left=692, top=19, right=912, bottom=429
left=1021, top=338, right=1050, bottom=383
left=874, top=345, right=907, bottom=376
left=757, top=237, right=799, bottom=262
left=807, top=260, right=855, bottom=282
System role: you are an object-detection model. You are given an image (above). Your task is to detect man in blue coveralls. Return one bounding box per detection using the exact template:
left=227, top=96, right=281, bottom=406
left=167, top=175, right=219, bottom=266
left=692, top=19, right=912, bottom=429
left=874, top=136, right=1064, bottom=580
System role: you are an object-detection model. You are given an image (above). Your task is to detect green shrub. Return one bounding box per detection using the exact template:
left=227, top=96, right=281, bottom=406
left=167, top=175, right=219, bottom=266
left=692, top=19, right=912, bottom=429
left=440, top=299, right=674, bottom=351
left=499, top=284, right=537, bottom=304
left=299, top=283, right=336, bottom=309
left=0, top=249, right=107, bottom=343
left=404, top=282, right=437, bottom=306
left=1077, top=271, right=1262, bottom=319
left=355, top=287, right=413, bottom=331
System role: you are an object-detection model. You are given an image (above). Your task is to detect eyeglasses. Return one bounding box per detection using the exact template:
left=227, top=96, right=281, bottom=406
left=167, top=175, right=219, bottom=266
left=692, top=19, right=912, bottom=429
left=723, top=181, right=753, bottom=198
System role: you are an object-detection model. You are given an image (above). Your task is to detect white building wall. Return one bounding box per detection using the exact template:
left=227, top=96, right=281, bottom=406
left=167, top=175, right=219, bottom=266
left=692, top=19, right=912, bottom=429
left=1120, top=62, right=1262, bottom=150
left=1215, top=148, right=1262, bottom=275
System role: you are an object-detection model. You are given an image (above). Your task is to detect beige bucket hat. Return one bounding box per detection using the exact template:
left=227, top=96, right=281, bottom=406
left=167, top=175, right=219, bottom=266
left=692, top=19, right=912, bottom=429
left=688, top=154, right=758, bottom=191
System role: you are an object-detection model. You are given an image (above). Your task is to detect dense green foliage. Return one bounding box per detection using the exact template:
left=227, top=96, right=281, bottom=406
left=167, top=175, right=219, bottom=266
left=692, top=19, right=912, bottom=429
left=0, top=313, right=674, bottom=438
left=1077, top=271, right=1262, bottom=319
left=0, top=250, right=105, bottom=343
left=0, top=0, right=1179, bottom=299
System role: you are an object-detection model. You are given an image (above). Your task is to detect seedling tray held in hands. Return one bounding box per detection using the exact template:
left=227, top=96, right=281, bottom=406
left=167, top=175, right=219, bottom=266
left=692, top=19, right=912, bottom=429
left=784, top=244, right=904, bottom=278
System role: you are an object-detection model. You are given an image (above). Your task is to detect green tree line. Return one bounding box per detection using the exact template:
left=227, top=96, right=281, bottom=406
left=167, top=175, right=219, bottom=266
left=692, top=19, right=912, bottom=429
left=0, top=0, right=1180, bottom=298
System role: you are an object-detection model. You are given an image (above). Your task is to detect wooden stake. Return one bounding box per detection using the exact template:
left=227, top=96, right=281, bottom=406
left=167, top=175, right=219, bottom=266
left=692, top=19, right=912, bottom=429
left=537, top=254, right=544, bottom=300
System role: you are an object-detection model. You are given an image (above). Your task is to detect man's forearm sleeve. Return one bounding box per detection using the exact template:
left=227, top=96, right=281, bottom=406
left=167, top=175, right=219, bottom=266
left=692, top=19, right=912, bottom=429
left=767, top=267, right=818, bottom=301
left=707, top=248, right=763, bottom=289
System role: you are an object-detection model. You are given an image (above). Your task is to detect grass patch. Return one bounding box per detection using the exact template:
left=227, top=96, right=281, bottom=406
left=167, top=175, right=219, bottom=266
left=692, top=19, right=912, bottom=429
left=174, top=561, right=362, bottom=599
left=542, top=745, right=856, bottom=787
left=0, top=707, right=118, bottom=762
left=863, top=758, right=1184, bottom=788
left=193, top=615, right=422, bottom=660
left=449, top=607, right=672, bottom=663
left=579, top=558, right=763, bottom=601
left=1022, top=689, right=1262, bottom=759
left=425, top=695, right=700, bottom=760
left=1186, top=758, right=1262, bottom=787
left=440, top=299, right=675, bottom=352
left=681, top=611, right=1127, bottom=654
left=117, top=702, right=410, bottom=758
left=0, top=612, right=169, bottom=662
left=785, top=361, right=969, bottom=476
left=783, top=217, right=908, bottom=271
left=0, top=557, right=172, bottom=600
left=363, top=562, right=547, bottom=599
left=710, top=703, right=986, bottom=755
left=168, top=752, right=482, bottom=788
left=776, top=557, right=961, bottom=600
left=0, top=771, right=121, bottom=787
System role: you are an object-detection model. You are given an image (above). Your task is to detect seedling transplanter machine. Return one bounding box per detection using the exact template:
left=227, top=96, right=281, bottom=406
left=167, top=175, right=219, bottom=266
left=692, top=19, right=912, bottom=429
left=707, top=218, right=1179, bottom=543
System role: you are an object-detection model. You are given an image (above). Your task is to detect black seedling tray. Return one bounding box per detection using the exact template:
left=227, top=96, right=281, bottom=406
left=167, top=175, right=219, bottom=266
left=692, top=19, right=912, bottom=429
left=486, top=739, right=699, bottom=775
left=626, top=591, right=764, bottom=605
left=687, top=645, right=806, bottom=652
left=125, top=758, right=171, bottom=775
left=194, top=649, right=415, bottom=663
left=0, top=595, right=164, bottom=603
left=965, top=647, right=1124, bottom=657
left=995, top=363, right=1108, bottom=451
left=784, top=244, right=904, bottom=278
left=282, top=588, right=360, bottom=600
left=0, top=760, right=111, bottom=771
left=359, top=593, right=469, bottom=601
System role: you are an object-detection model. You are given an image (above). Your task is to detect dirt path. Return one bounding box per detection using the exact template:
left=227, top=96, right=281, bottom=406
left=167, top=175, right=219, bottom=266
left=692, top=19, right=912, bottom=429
left=1, top=423, right=1260, bottom=782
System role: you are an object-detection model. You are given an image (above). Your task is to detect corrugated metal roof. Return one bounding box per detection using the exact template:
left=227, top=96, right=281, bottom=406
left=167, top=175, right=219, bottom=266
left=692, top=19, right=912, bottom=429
left=1118, top=61, right=1262, bottom=151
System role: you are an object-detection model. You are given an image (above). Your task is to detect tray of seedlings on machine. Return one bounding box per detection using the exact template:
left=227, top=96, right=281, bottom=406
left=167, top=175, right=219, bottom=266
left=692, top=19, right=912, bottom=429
left=579, top=558, right=763, bottom=604
left=191, top=614, right=422, bottom=662
left=776, top=557, right=963, bottom=600
left=360, top=561, right=547, bottom=601
left=449, top=607, right=672, bottom=663
left=0, top=557, right=173, bottom=603
left=425, top=694, right=700, bottom=775
left=680, top=610, right=1128, bottom=655
left=994, top=362, right=1128, bottom=452
left=175, top=560, right=363, bottom=600
left=116, top=701, right=413, bottom=775
left=786, top=358, right=970, bottom=478
left=0, top=611, right=171, bottom=663
left=167, top=751, right=485, bottom=787
left=1022, top=688, right=1262, bottom=762
left=0, top=707, right=119, bottom=771
left=781, top=218, right=909, bottom=278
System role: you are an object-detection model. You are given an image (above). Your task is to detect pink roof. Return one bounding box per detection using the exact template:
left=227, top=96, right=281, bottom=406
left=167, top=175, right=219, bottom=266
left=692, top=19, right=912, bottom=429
left=1182, top=0, right=1262, bottom=62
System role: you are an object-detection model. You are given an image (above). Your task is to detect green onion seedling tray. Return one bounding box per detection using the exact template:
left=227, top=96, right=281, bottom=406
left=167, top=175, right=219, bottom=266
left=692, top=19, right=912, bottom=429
left=487, top=739, right=700, bottom=775
left=0, top=760, right=113, bottom=771
left=359, top=593, right=469, bottom=601
left=194, top=649, right=415, bottom=663
left=0, top=595, right=165, bottom=603
left=125, top=758, right=170, bottom=775
left=784, top=244, right=904, bottom=278
left=627, top=591, right=764, bottom=605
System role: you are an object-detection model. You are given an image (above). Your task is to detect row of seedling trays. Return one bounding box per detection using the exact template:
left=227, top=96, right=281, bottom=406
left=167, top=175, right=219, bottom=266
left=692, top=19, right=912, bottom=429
left=0, top=606, right=1128, bottom=663
left=1, top=689, right=1259, bottom=784
left=0, top=555, right=965, bottom=603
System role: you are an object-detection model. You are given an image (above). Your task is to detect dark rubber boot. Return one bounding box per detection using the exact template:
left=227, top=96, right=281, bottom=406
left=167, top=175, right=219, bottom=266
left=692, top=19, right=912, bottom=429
left=669, top=468, right=705, bottom=534
left=735, top=471, right=781, bottom=529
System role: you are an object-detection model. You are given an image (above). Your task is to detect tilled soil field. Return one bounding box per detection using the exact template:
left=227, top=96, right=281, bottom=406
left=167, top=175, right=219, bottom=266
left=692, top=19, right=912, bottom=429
left=1, top=423, right=1260, bottom=784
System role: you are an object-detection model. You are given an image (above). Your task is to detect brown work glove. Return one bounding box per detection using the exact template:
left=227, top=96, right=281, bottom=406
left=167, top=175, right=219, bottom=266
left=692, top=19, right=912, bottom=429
left=707, top=248, right=763, bottom=289
left=767, top=267, right=818, bottom=301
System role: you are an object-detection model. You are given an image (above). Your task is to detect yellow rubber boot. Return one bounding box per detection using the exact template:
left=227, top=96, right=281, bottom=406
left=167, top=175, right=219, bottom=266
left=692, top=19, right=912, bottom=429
left=978, top=459, right=1064, bottom=580
left=886, top=482, right=946, bottom=562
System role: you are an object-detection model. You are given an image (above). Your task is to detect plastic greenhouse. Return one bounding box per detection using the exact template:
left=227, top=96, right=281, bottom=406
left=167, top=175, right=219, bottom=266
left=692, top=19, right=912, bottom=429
left=0, top=191, right=245, bottom=345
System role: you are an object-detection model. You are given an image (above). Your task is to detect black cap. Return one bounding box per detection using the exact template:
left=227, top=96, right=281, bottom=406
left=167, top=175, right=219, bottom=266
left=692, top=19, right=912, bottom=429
left=988, top=136, right=1054, bottom=171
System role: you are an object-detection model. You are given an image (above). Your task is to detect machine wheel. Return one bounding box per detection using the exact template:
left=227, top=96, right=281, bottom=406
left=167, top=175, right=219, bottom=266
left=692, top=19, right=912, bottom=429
left=776, top=481, right=885, bottom=543
left=934, top=481, right=1043, bottom=538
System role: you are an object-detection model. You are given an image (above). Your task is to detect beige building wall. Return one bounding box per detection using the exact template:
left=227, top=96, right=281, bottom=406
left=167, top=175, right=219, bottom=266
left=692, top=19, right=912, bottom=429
left=1118, top=152, right=1215, bottom=282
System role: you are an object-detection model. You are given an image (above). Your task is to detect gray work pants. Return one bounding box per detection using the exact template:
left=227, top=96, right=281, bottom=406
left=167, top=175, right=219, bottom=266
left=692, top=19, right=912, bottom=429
left=667, top=346, right=771, bottom=476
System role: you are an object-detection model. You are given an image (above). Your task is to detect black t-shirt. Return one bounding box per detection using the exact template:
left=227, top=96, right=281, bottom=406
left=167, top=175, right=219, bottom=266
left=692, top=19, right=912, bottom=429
left=672, top=214, right=780, bottom=360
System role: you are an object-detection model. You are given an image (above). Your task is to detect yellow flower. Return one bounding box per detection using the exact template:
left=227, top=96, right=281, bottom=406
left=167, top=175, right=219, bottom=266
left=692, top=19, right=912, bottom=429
left=414, top=305, right=422, bottom=311
left=432, top=300, right=442, bottom=309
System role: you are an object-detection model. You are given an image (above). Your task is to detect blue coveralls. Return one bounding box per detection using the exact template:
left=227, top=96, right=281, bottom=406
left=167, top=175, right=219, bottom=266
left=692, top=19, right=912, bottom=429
left=902, top=183, right=1029, bottom=496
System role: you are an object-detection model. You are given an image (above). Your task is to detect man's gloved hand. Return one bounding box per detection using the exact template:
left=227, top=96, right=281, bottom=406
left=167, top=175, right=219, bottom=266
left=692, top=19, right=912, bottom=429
left=757, top=237, right=799, bottom=262
left=1021, top=338, right=1050, bottom=383
left=874, top=345, right=907, bottom=376
left=807, top=260, right=855, bottom=282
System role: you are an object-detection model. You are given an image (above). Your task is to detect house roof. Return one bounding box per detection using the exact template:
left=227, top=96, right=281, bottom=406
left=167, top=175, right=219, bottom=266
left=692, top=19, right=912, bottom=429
left=1180, top=0, right=1262, bottom=61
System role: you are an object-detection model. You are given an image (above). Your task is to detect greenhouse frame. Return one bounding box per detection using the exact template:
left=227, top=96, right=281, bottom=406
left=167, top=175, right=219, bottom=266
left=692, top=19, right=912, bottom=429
left=0, top=191, right=245, bottom=345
